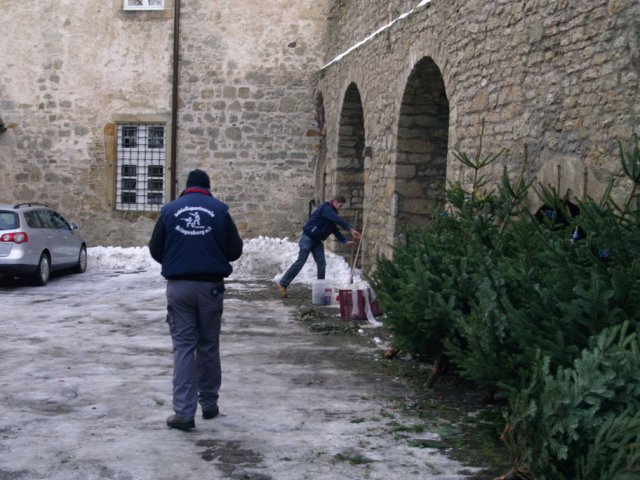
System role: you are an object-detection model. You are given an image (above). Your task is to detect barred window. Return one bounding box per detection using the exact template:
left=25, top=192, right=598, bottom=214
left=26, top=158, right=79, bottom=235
left=124, top=0, right=165, bottom=11
left=116, top=124, right=166, bottom=211
left=148, top=126, right=164, bottom=149
left=122, top=126, right=138, bottom=148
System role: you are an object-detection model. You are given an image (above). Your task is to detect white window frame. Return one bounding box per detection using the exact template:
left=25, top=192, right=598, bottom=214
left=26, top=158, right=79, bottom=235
left=123, top=0, right=165, bottom=11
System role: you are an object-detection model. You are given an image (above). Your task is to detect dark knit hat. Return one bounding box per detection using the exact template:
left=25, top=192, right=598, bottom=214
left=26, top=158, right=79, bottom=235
left=186, top=169, right=210, bottom=189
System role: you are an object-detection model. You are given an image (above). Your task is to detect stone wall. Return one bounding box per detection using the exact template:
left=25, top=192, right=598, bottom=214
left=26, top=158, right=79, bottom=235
left=176, top=0, right=331, bottom=240
left=316, top=0, right=640, bottom=267
left=0, top=0, right=331, bottom=246
left=326, top=0, right=418, bottom=59
left=0, top=1, right=175, bottom=246
left=1, top=0, right=638, bottom=260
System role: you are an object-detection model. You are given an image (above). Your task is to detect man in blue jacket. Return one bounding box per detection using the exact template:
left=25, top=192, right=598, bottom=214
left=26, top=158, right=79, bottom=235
left=277, top=195, right=360, bottom=298
left=149, top=169, right=243, bottom=431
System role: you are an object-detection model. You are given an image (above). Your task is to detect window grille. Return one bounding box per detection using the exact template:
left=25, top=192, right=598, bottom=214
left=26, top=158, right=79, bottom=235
left=122, top=126, right=138, bottom=148
left=124, top=0, right=165, bottom=10
left=148, top=126, right=164, bottom=149
left=116, top=124, right=166, bottom=211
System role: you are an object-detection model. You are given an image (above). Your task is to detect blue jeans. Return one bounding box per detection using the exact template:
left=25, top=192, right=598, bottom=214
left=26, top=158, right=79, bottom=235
left=166, top=279, right=224, bottom=419
left=279, top=234, right=325, bottom=288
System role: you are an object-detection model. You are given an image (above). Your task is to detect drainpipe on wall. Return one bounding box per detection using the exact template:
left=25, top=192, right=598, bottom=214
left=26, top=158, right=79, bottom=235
left=170, top=0, right=181, bottom=200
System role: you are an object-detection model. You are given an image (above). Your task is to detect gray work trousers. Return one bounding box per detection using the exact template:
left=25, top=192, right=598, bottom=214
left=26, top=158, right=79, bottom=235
left=165, top=279, right=224, bottom=419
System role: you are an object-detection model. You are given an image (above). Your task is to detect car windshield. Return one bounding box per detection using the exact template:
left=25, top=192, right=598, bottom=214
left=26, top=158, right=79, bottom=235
left=0, top=212, right=18, bottom=230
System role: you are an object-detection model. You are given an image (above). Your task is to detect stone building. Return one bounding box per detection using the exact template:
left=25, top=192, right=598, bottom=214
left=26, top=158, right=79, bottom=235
left=0, top=0, right=330, bottom=246
left=1, top=0, right=639, bottom=269
left=317, top=0, right=639, bottom=265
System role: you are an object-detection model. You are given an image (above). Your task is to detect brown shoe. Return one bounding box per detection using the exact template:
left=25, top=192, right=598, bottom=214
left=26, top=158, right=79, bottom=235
left=277, top=283, right=287, bottom=298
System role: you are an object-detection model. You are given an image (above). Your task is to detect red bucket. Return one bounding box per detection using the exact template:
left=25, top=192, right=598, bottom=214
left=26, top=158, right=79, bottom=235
left=337, top=288, right=383, bottom=321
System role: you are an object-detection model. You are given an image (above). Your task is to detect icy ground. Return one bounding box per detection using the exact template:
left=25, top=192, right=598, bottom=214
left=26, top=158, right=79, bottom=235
left=0, top=237, right=481, bottom=479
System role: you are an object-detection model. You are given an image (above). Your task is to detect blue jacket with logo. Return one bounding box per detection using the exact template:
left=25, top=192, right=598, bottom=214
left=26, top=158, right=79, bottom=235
left=302, top=202, right=350, bottom=244
left=148, top=188, right=243, bottom=280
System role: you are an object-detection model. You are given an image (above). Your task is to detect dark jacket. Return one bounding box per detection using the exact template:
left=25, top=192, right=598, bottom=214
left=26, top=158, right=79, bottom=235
left=302, top=201, right=350, bottom=243
left=148, top=188, right=243, bottom=281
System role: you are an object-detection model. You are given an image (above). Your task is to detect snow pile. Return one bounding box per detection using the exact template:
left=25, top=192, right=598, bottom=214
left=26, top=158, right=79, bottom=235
left=231, top=236, right=362, bottom=287
left=88, top=237, right=363, bottom=288
left=88, top=246, right=160, bottom=275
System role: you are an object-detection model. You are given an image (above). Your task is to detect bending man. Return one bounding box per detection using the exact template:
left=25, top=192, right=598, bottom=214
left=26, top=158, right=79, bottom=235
left=278, top=195, right=360, bottom=298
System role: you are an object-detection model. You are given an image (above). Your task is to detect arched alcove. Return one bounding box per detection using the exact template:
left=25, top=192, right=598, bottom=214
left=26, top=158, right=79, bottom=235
left=535, top=200, right=584, bottom=239
left=395, top=57, right=449, bottom=232
left=336, top=82, right=365, bottom=231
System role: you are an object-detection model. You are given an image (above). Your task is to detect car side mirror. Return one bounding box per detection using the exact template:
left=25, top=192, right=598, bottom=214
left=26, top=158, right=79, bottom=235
left=70, top=222, right=79, bottom=230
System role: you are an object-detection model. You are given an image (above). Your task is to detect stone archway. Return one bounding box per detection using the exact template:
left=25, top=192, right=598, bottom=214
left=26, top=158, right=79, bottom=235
left=394, top=57, right=449, bottom=233
left=336, top=82, right=365, bottom=231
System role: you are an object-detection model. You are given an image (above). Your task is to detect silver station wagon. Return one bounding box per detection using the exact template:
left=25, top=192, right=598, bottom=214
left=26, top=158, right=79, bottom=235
left=0, top=203, right=87, bottom=286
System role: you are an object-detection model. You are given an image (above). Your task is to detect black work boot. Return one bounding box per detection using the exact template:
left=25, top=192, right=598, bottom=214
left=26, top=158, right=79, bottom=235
left=202, top=406, right=219, bottom=420
left=166, top=414, right=195, bottom=431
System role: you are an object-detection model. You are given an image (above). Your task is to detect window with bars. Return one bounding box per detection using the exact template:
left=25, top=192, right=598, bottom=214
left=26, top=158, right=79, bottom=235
left=124, top=0, right=165, bottom=11
left=116, top=124, right=166, bottom=211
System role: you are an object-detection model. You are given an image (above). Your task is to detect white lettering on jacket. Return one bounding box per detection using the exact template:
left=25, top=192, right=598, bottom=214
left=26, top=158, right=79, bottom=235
left=173, top=206, right=215, bottom=236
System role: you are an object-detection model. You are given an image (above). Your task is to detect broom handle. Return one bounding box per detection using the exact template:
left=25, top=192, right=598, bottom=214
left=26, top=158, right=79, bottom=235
left=349, top=211, right=358, bottom=285
left=348, top=210, right=359, bottom=281
left=350, top=216, right=367, bottom=285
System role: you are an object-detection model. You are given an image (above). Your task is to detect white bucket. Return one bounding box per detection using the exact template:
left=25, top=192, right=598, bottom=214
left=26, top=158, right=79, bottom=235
left=311, top=279, right=326, bottom=304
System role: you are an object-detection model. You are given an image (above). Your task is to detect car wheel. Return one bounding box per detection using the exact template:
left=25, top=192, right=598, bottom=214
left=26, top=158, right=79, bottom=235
left=33, top=252, right=51, bottom=286
left=74, top=245, right=87, bottom=273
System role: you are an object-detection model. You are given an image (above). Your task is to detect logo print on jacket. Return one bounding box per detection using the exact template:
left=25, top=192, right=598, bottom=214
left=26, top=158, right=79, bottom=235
left=182, top=212, right=202, bottom=229
left=174, top=206, right=215, bottom=236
